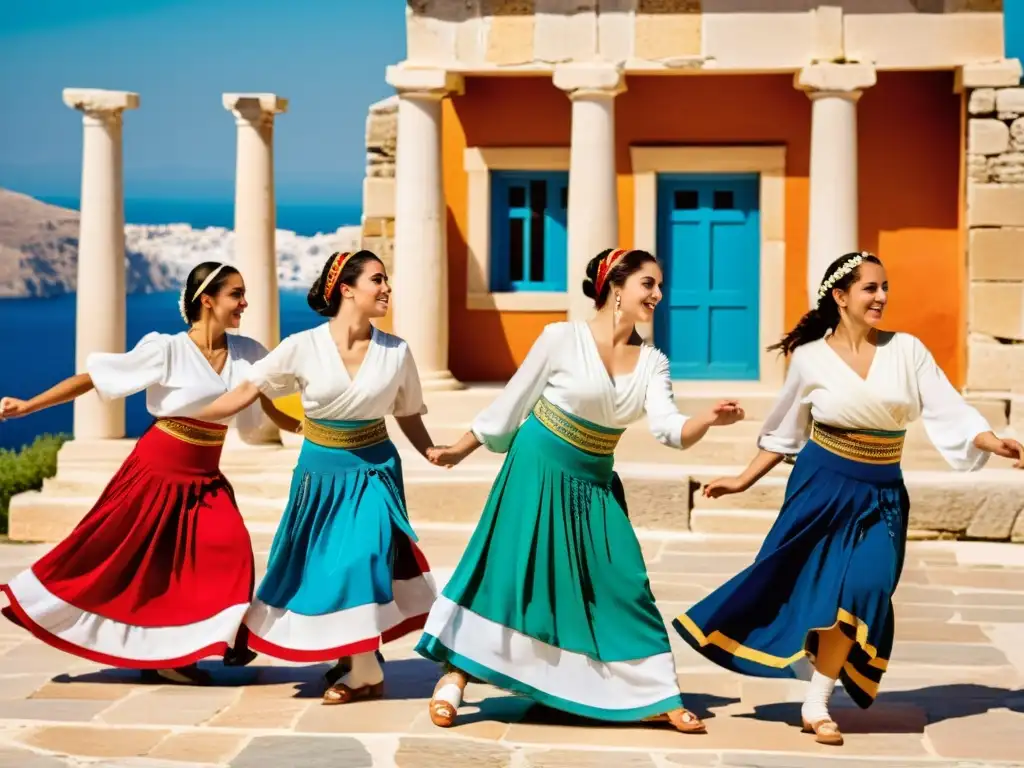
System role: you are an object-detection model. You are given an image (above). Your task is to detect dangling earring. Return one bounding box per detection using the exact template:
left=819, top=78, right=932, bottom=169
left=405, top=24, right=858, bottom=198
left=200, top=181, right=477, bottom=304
left=614, top=293, right=622, bottom=327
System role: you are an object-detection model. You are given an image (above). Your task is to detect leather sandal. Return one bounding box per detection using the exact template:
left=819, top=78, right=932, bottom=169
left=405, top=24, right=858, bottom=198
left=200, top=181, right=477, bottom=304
left=644, top=708, right=707, bottom=734
left=322, top=679, right=384, bottom=706
left=428, top=671, right=465, bottom=728
left=802, top=717, right=844, bottom=746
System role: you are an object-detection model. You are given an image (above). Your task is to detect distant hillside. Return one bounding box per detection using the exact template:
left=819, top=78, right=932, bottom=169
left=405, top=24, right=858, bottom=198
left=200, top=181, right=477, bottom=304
left=0, top=188, right=360, bottom=298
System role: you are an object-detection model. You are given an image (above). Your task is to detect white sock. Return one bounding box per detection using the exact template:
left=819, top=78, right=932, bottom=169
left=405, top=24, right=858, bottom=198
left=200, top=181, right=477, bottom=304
left=340, top=651, right=384, bottom=688
left=433, top=682, right=463, bottom=709
left=801, top=670, right=836, bottom=724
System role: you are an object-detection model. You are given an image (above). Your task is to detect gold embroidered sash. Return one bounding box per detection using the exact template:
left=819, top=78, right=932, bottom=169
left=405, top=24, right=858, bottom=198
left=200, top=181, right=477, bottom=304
left=810, top=421, right=904, bottom=465
left=302, top=418, right=389, bottom=450
left=532, top=397, right=623, bottom=456
left=154, top=418, right=227, bottom=447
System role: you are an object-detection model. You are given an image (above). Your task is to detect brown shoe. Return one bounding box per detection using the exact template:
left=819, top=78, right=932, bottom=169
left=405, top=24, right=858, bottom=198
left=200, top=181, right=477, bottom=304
left=802, top=717, right=844, bottom=746
left=322, top=679, right=384, bottom=706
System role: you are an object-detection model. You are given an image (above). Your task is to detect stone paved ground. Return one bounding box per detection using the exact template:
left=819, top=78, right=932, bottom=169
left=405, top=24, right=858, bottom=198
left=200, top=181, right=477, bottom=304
left=0, top=527, right=1022, bottom=767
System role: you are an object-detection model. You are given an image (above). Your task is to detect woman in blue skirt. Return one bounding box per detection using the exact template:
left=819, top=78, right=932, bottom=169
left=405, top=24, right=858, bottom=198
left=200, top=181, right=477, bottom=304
left=418, top=248, right=745, bottom=733
left=195, top=251, right=439, bottom=704
left=674, top=252, right=1024, bottom=745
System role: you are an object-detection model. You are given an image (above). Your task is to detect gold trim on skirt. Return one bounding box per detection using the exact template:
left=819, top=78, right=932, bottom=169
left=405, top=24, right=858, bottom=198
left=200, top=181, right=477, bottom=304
left=532, top=397, right=622, bottom=456
left=810, top=421, right=904, bottom=465
left=154, top=418, right=227, bottom=447
left=302, top=418, right=389, bottom=450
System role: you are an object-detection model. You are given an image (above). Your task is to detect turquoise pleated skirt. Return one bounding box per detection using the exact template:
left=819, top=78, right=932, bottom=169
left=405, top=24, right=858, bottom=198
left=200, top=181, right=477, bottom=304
left=416, top=402, right=684, bottom=721
left=243, top=419, right=436, bottom=662
left=674, top=434, right=908, bottom=708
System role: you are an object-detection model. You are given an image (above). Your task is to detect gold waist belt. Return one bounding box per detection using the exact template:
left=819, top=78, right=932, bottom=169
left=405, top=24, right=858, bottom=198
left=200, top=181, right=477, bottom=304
left=532, top=397, right=623, bottom=456
left=154, top=418, right=227, bottom=447
left=302, top=418, right=389, bottom=450
left=810, top=421, right=905, bottom=465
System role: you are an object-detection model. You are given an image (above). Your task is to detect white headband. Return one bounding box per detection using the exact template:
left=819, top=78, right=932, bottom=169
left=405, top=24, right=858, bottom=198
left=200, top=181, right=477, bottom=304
left=816, top=252, right=868, bottom=307
left=179, top=264, right=227, bottom=324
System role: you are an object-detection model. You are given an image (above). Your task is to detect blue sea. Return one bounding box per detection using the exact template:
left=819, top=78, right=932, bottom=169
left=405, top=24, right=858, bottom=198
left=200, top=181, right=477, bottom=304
left=0, top=197, right=361, bottom=450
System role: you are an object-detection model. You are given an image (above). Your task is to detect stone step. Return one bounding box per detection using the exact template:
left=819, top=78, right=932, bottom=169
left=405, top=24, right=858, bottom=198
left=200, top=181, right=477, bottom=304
left=689, top=507, right=778, bottom=535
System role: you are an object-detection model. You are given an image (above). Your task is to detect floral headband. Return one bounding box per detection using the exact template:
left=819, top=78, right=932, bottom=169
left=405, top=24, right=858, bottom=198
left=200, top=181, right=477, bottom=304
left=816, top=252, right=871, bottom=307
left=179, top=263, right=226, bottom=324
left=595, top=249, right=631, bottom=297
left=323, top=252, right=351, bottom=300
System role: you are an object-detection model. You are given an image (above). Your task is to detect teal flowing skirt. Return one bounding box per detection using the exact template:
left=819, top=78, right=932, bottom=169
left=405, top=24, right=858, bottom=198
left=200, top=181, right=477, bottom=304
left=243, top=419, right=436, bottom=662
left=416, top=407, right=683, bottom=721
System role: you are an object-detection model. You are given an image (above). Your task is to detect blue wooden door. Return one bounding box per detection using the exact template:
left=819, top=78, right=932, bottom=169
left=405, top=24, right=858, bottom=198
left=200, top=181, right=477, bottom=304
left=655, top=174, right=760, bottom=380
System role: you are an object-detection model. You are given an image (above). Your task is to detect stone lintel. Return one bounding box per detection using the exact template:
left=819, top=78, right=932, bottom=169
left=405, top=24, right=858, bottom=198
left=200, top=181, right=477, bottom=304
left=957, top=59, right=1024, bottom=91
left=795, top=63, right=877, bottom=95
left=222, top=93, right=288, bottom=117
left=62, top=88, right=139, bottom=113
left=385, top=66, right=464, bottom=97
left=553, top=62, right=626, bottom=96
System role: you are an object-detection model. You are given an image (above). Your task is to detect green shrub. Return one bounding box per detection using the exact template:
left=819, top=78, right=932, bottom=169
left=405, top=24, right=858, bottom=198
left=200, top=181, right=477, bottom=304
left=0, top=434, right=69, bottom=535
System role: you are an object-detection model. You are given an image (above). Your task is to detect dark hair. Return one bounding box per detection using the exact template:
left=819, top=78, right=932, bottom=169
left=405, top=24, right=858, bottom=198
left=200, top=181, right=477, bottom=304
left=181, top=262, right=241, bottom=324
left=307, top=250, right=384, bottom=317
left=581, top=249, right=659, bottom=309
left=768, top=252, right=884, bottom=356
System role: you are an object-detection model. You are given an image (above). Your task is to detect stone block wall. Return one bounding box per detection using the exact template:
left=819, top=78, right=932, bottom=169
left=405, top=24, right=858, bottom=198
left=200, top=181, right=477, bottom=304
left=360, top=96, right=397, bottom=275
left=964, top=60, right=1024, bottom=429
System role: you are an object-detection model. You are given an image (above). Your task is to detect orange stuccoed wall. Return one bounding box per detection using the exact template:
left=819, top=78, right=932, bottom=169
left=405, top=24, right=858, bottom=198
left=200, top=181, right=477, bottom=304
left=443, top=71, right=964, bottom=386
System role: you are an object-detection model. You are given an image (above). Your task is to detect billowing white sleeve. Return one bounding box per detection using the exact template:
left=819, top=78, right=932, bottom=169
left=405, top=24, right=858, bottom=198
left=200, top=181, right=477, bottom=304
left=393, top=345, right=428, bottom=417
left=470, top=325, right=554, bottom=453
left=86, top=332, right=169, bottom=401
left=757, top=351, right=811, bottom=455
left=644, top=351, right=689, bottom=449
left=230, top=337, right=276, bottom=440
left=912, top=336, right=991, bottom=472
left=244, top=335, right=302, bottom=398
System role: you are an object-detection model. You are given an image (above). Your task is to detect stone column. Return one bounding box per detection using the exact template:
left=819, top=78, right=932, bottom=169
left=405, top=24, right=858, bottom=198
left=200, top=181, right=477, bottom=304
left=384, top=66, right=464, bottom=390
left=795, top=64, right=876, bottom=307
left=555, top=63, right=626, bottom=322
left=222, top=94, right=287, bottom=351
left=223, top=94, right=287, bottom=445
left=63, top=89, right=139, bottom=440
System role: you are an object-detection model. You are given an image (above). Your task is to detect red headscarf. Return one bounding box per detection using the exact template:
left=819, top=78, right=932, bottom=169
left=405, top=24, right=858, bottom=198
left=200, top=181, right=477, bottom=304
left=594, top=249, right=630, bottom=298
left=323, top=251, right=351, bottom=300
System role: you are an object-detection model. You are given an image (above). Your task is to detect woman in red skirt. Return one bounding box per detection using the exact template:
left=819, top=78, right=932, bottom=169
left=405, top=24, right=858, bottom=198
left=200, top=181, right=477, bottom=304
left=0, top=262, right=300, bottom=684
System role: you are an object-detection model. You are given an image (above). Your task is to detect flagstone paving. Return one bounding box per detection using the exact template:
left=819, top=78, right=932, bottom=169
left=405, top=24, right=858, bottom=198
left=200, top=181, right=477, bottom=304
left=0, top=528, right=1021, bottom=767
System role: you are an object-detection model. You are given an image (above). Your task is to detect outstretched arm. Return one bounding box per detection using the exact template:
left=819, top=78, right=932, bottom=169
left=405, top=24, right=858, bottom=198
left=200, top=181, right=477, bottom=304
left=703, top=450, right=785, bottom=498
left=194, top=381, right=262, bottom=423
left=258, top=395, right=303, bottom=434
left=395, top=414, right=436, bottom=460
left=0, top=373, right=95, bottom=419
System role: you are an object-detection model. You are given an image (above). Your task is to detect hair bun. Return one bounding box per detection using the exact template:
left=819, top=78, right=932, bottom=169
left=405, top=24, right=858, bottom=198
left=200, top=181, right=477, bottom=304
left=581, top=278, right=598, bottom=300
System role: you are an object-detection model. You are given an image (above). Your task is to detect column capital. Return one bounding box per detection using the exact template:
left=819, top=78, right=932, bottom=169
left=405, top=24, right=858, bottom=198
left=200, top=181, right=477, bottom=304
left=63, top=88, right=139, bottom=115
left=956, top=59, right=1023, bottom=92
left=222, top=93, right=288, bottom=124
left=795, top=63, right=876, bottom=100
left=385, top=66, right=464, bottom=100
left=553, top=62, right=626, bottom=99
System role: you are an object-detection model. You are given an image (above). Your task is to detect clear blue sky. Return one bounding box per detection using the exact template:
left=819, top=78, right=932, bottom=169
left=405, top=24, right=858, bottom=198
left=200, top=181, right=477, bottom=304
left=0, top=0, right=406, bottom=205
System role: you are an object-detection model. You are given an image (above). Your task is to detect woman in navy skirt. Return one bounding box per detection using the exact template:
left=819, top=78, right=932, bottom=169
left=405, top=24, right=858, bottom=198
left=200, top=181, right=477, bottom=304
left=673, top=252, right=1024, bottom=746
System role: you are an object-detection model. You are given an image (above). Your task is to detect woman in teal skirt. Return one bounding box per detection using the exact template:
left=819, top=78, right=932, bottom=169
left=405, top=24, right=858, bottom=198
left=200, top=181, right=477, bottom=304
left=195, top=251, right=440, bottom=704
left=675, top=252, right=1024, bottom=745
left=418, top=248, right=745, bottom=732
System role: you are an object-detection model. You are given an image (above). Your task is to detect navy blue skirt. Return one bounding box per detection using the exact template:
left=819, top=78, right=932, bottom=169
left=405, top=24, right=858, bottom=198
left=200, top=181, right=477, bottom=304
left=673, top=440, right=908, bottom=708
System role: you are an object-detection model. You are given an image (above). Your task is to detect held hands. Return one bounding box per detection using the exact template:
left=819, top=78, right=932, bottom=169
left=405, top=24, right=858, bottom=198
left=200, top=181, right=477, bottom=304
left=701, top=475, right=748, bottom=499
left=991, top=437, right=1024, bottom=469
left=704, top=400, right=745, bottom=428
left=426, top=445, right=465, bottom=469
left=0, top=397, right=31, bottom=421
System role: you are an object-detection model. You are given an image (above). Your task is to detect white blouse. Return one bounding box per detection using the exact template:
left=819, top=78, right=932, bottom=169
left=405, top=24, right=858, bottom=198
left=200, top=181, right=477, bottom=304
left=471, top=321, right=689, bottom=453
left=758, top=332, right=992, bottom=471
left=244, top=323, right=426, bottom=421
left=87, top=331, right=271, bottom=440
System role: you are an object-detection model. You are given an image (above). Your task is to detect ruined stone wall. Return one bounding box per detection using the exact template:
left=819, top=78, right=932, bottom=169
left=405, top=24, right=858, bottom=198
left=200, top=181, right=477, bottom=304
left=360, top=96, right=397, bottom=274
left=964, top=61, right=1024, bottom=430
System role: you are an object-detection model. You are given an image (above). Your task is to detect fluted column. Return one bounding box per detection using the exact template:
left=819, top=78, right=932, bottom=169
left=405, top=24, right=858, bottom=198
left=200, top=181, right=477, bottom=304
left=385, top=66, right=464, bottom=390
left=223, top=93, right=287, bottom=351
left=796, top=64, right=876, bottom=306
left=63, top=88, right=139, bottom=440
left=554, top=63, right=626, bottom=322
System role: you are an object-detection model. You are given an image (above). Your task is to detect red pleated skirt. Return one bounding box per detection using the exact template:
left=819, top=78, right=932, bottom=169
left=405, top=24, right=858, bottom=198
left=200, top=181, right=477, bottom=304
left=0, top=418, right=254, bottom=668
